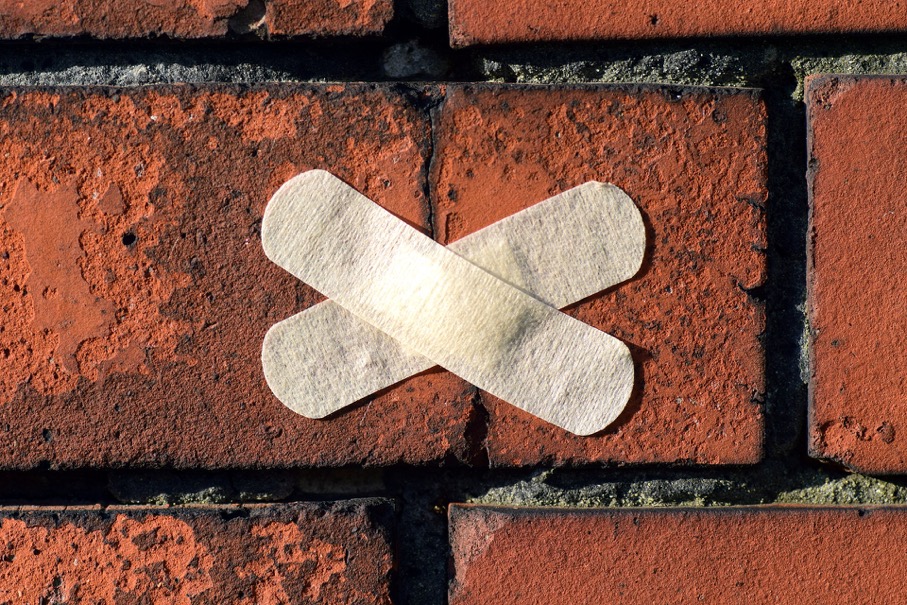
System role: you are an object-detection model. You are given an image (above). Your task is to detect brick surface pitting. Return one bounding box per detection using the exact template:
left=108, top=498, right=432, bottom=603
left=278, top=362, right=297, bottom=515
left=434, top=84, right=766, bottom=465
left=0, top=84, right=474, bottom=469
left=263, top=0, right=393, bottom=37
left=0, top=83, right=766, bottom=469
left=450, top=505, right=907, bottom=605
left=449, top=0, right=907, bottom=46
left=0, top=500, right=393, bottom=604
left=0, top=0, right=393, bottom=39
left=807, top=75, right=907, bottom=473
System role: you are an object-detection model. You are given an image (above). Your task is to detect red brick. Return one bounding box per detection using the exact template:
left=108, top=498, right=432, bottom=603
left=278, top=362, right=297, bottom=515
left=264, top=0, right=393, bottom=37
left=807, top=75, right=907, bottom=473
left=433, top=84, right=766, bottom=466
left=0, top=84, right=474, bottom=469
left=0, top=500, right=392, bottom=603
left=0, top=0, right=392, bottom=39
left=450, top=504, right=907, bottom=605
left=449, top=0, right=907, bottom=46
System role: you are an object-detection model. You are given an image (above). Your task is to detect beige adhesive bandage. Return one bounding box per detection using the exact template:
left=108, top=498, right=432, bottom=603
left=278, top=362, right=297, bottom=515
left=261, top=170, right=644, bottom=435
left=263, top=179, right=645, bottom=427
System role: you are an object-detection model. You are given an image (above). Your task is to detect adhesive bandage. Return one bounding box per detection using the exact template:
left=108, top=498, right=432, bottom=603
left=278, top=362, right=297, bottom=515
left=261, top=170, right=645, bottom=435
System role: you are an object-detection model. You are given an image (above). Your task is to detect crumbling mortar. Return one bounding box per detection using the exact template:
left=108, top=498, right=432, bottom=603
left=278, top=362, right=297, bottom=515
left=465, top=467, right=907, bottom=509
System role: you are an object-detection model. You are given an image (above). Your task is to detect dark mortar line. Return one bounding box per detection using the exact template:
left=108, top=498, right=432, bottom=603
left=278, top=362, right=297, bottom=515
left=0, top=34, right=903, bottom=87
left=760, top=64, right=810, bottom=461
left=0, top=459, right=894, bottom=507
left=0, top=39, right=391, bottom=84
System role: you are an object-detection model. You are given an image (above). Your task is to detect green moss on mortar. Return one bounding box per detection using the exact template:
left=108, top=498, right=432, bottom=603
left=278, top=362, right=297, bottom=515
left=474, top=44, right=779, bottom=87
left=777, top=473, right=907, bottom=505
left=468, top=466, right=907, bottom=508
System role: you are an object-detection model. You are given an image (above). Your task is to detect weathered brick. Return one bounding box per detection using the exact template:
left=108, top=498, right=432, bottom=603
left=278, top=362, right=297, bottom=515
left=263, top=0, right=392, bottom=37
left=807, top=75, right=907, bottom=473
left=450, top=505, right=907, bottom=605
left=0, top=84, right=473, bottom=469
left=449, top=0, right=907, bottom=46
left=0, top=500, right=393, bottom=604
left=0, top=0, right=392, bottom=39
left=433, top=84, right=766, bottom=465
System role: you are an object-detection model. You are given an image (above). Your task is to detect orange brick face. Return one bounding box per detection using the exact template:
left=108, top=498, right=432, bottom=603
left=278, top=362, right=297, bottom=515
left=0, top=0, right=392, bottom=39
left=434, top=85, right=767, bottom=466
left=449, top=0, right=907, bottom=45
left=450, top=505, right=907, bottom=605
left=264, top=0, right=393, bottom=37
left=0, top=83, right=767, bottom=469
left=807, top=75, right=907, bottom=473
left=0, top=500, right=393, bottom=604
left=0, top=85, right=474, bottom=469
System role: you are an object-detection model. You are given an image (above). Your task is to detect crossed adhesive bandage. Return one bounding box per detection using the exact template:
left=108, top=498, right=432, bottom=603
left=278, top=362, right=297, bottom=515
left=261, top=170, right=645, bottom=435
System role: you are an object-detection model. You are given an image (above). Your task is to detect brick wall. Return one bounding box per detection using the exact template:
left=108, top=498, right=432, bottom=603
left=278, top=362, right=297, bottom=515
left=0, top=1, right=906, bottom=603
